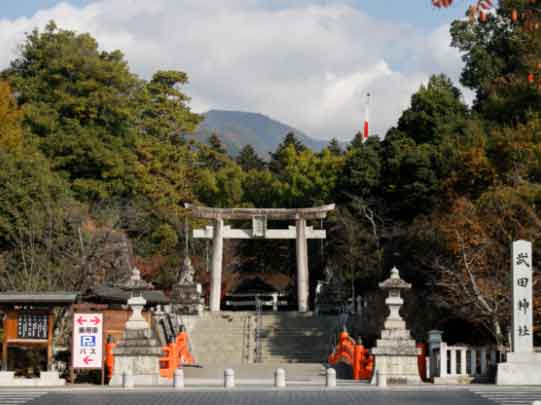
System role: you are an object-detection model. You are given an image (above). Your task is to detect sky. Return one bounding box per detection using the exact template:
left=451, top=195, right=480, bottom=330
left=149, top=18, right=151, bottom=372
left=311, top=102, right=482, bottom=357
left=0, top=0, right=471, bottom=141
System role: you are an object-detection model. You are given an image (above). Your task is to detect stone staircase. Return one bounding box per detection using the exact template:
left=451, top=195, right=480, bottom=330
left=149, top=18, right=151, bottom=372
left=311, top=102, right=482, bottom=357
left=188, top=312, right=338, bottom=366
left=184, top=311, right=338, bottom=381
left=258, top=313, right=338, bottom=364
left=188, top=312, right=254, bottom=365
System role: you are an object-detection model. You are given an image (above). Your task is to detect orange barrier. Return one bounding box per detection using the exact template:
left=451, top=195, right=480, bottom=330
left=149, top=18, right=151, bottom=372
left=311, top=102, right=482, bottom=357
left=160, top=340, right=177, bottom=379
left=176, top=331, right=195, bottom=366
left=328, top=330, right=374, bottom=381
left=105, top=338, right=116, bottom=381
left=159, top=330, right=195, bottom=379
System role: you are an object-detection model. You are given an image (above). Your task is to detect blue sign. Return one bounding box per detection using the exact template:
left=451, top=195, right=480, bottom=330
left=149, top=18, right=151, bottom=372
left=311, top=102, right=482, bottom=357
left=80, top=335, right=96, bottom=347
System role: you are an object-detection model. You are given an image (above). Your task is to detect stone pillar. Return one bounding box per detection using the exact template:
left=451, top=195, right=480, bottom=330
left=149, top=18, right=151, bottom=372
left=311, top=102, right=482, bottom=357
left=450, top=348, right=457, bottom=376
left=440, top=343, right=448, bottom=378
left=174, top=369, right=184, bottom=389
left=224, top=368, right=235, bottom=388
left=326, top=368, right=336, bottom=388
left=460, top=349, right=467, bottom=375
left=210, top=218, right=224, bottom=312
left=480, top=348, right=487, bottom=376
left=296, top=218, right=309, bottom=313
left=490, top=350, right=497, bottom=366
left=274, top=368, right=286, bottom=388
left=470, top=349, right=477, bottom=375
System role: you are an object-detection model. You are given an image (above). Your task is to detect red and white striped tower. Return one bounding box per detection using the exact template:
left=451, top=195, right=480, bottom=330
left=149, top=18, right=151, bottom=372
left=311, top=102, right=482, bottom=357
left=363, top=92, right=371, bottom=143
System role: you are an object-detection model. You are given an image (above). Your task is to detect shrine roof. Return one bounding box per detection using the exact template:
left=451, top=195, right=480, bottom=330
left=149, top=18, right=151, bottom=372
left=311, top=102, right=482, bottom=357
left=83, top=286, right=170, bottom=305
left=0, top=292, right=77, bottom=305
left=185, top=203, right=335, bottom=220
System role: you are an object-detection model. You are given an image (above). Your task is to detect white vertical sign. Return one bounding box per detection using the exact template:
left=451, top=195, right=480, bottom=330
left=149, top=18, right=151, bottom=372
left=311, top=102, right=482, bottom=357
left=72, top=313, right=103, bottom=369
left=512, top=240, right=533, bottom=353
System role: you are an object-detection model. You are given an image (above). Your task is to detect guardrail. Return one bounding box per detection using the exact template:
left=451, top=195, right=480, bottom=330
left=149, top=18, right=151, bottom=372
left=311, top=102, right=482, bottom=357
left=426, top=330, right=504, bottom=382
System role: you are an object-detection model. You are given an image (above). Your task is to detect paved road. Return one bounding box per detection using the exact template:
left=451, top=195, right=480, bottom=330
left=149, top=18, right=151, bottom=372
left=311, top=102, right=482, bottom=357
left=0, top=390, right=46, bottom=405
left=0, top=388, right=494, bottom=405
left=469, top=386, right=541, bottom=405
left=1, top=386, right=539, bottom=405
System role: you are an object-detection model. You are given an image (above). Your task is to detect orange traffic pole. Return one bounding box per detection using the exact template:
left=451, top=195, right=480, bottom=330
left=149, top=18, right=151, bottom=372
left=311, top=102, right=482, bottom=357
left=105, top=335, right=116, bottom=382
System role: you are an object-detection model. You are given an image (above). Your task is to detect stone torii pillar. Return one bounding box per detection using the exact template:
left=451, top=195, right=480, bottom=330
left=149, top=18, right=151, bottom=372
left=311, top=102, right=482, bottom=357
left=210, top=218, right=224, bottom=312
left=296, top=218, right=309, bottom=313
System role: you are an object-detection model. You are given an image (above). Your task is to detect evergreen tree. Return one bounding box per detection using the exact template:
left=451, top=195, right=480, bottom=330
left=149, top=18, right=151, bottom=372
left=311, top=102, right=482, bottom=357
left=327, top=138, right=343, bottom=155
left=348, top=132, right=366, bottom=150
left=208, top=132, right=226, bottom=155
left=269, top=132, right=306, bottom=174
left=236, top=144, right=265, bottom=171
left=397, top=74, right=468, bottom=145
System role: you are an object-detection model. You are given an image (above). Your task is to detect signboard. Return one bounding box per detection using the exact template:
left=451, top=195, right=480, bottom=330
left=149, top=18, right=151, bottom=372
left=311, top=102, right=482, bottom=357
left=72, top=313, right=103, bottom=369
left=252, top=215, right=267, bottom=238
left=512, top=240, right=533, bottom=353
left=17, top=313, right=48, bottom=339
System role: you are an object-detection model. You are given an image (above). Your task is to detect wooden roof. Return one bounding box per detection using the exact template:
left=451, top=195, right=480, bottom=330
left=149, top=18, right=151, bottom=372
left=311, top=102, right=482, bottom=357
left=0, top=292, right=77, bottom=306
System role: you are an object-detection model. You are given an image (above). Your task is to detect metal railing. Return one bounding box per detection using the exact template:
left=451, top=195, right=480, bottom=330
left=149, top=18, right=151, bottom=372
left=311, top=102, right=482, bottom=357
left=255, top=297, right=263, bottom=363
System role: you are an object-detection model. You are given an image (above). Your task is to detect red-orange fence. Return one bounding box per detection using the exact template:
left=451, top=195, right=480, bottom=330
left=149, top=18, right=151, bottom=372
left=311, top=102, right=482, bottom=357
left=328, top=330, right=374, bottom=381
left=160, top=330, right=195, bottom=379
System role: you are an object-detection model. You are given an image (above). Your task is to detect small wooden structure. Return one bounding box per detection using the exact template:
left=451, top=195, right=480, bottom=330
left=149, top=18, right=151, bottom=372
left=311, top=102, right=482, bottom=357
left=0, top=293, right=76, bottom=372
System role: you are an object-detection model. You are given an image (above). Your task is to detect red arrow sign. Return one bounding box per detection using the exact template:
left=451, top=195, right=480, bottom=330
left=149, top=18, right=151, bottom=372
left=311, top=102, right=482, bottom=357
left=83, top=356, right=93, bottom=365
left=77, top=316, right=87, bottom=325
left=91, top=316, right=101, bottom=325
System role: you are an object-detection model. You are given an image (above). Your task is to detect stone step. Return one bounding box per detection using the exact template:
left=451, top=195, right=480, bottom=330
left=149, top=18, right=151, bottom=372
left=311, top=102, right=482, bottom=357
left=183, top=363, right=325, bottom=380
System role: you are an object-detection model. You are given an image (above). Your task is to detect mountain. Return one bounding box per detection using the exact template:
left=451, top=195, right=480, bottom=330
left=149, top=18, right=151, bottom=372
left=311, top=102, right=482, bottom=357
left=192, top=110, right=330, bottom=158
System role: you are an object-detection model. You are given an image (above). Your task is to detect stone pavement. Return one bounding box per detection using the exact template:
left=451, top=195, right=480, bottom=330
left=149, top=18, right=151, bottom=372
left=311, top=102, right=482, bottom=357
left=0, top=386, right=510, bottom=405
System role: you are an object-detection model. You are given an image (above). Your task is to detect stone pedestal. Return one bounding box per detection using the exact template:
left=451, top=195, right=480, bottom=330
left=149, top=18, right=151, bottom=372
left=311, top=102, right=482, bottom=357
left=497, top=352, right=541, bottom=385
left=370, top=267, right=421, bottom=385
left=109, top=296, right=167, bottom=386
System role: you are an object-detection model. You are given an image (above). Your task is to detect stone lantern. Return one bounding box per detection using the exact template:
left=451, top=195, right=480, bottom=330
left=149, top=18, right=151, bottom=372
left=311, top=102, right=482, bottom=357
left=370, top=267, right=421, bottom=385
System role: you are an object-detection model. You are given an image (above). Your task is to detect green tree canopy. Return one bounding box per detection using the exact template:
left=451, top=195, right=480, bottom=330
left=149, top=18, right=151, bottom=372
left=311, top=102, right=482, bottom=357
left=397, top=74, right=469, bottom=145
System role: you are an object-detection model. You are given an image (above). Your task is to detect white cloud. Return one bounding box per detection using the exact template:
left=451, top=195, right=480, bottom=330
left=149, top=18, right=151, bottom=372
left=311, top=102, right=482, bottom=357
left=0, top=0, right=466, bottom=141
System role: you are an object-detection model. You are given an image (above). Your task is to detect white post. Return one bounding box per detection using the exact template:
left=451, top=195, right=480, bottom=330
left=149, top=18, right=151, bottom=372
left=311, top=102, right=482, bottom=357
left=210, top=218, right=224, bottom=312
left=440, top=343, right=448, bottom=378
left=425, top=357, right=431, bottom=380
left=326, top=368, right=336, bottom=388
left=224, top=368, right=235, bottom=388
left=174, top=368, right=184, bottom=389
left=480, top=348, right=487, bottom=376
left=274, top=368, right=286, bottom=388
left=376, top=370, right=387, bottom=388
left=450, top=348, right=457, bottom=376
left=470, top=349, right=477, bottom=376
left=460, top=349, right=467, bottom=375
left=122, top=370, right=134, bottom=389
left=296, top=218, right=309, bottom=312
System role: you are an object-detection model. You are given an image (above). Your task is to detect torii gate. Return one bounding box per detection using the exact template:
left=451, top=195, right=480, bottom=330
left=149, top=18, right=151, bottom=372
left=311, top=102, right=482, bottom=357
left=186, top=204, right=335, bottom=313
